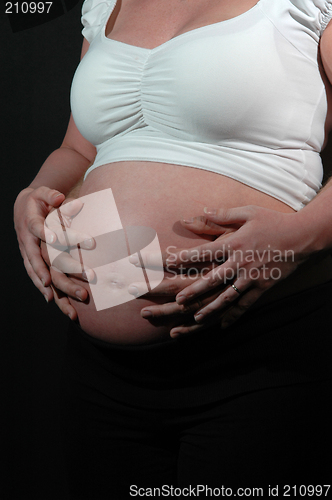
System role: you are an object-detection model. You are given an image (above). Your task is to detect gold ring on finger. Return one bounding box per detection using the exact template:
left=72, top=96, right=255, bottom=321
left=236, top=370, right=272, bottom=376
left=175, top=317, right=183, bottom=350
left=231, top=284, right=241, bottom=295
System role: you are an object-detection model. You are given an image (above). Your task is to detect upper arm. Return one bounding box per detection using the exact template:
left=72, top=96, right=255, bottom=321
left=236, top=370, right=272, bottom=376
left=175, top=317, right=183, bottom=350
left=60, top=38, right=96, bottom=164
left=321, top=21, right=332, bottom=84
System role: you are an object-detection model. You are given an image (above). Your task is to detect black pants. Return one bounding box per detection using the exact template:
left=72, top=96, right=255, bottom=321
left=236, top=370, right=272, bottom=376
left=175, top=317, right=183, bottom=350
left=61, top=379, right=332, bottom=499
left=59, top=283, right=332, bottom=499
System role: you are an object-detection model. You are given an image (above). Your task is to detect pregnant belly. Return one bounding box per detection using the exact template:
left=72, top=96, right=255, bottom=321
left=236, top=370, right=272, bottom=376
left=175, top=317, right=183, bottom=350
left=69, top=161, right=294, bottom=345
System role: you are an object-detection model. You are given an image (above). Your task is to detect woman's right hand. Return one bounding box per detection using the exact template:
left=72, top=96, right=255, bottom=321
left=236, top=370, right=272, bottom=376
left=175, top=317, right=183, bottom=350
left=14, top=186, right=66, bottom=301
left=14, top=186, right=94, bottom=317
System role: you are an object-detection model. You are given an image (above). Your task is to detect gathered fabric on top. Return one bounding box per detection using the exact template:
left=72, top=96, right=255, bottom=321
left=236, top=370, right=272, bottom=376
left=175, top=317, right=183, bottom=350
left=71, top=0, right=332, bottom=211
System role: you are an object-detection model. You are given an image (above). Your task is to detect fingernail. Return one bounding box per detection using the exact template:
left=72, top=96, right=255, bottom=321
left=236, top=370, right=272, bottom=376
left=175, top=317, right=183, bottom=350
left=176, top=294, right=186, bottom=304
left=195, top=313, right=203, bottom=323
left=128, top=286, right=139, bottom=297
left=82, top=270, right=94, bottom=282
left=83, top=238, right=94, bottom=249
left=75, top=290, right=84, bottom=301
left=46, top=233, right=55, bottom=244
left=166, top=257, right=178, bottom=268
left=203, top=207, right=217, bottom=215
left=170, top=331, right=180, bottom=339
left=182, top=217, right=194, bottom=224
left=44, top=294, right=49, bottom=303
left=41, top=278, right=46, bottom=287
left=221, top=321, right=230, bottom=329
left=129, top=255, right=140, bottom=266
left=141, top=309, right=152, bottom=318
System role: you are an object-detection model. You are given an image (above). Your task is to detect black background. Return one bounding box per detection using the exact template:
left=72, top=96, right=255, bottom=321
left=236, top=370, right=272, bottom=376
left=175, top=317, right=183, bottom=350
left=2, top=1, right=332, bottom=499
left=1, top=1, right=83, bottom=498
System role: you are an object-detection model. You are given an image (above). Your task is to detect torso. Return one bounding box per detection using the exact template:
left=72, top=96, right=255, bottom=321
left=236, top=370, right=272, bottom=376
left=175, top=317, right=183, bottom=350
left=68, top=0, right=332, bottom=344
left=106, top=0, right=262, bottom=50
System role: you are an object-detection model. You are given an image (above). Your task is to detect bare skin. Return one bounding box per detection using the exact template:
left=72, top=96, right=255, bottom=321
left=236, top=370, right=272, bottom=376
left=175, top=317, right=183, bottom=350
left=64, top=161, right=295, bottom=343
left=14, top=0, right=332, bottom=343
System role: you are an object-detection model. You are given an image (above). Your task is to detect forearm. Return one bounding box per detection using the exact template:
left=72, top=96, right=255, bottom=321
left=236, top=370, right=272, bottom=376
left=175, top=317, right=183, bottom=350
left=66, top=174, right=85, bottom=199
left=296, top=177, right=332, bottom=253
left=27, top=146, right=92, bottom=195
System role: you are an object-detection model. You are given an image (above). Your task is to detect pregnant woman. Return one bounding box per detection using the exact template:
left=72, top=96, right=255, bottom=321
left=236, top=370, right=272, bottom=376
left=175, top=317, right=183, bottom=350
left=14, top=0, right=332, bottom=497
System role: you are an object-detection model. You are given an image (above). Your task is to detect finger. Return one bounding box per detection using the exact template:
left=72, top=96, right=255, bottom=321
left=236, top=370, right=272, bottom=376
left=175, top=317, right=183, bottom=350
left=34, top=186, right=65, bottom=208
left=203, top=206, right=254, bottom=224
left=164, top=208, right=256, bottom=268
left=165, top=238, right=232, bottom=267
left=27, top=189, right=65, bottom=243
left=129, top=250, right=177, bottom=269
left=128, top=274, right=202, bottom=298
left=175, top=262, right=239, bottom=304
left=28, top=213, right=56, bottom=244
left=140, top=290, right=221, bottom=319
left=51, top=252, right=95, bottom=282
left=130, top=245, right=225, bottom=271
left=51, top=285, right=78, bottom=321
left=58, top=198, right=84, bottom=218
left=129, top=246, right=209, bottom=269
left=169, top=312, right=223, bottom=338
left=170, top=323, right=206, bottom=337
left=56, top=201, right=95, bottom=249
left=181, top=215, right=239, bottom=236
left=193, top=279, right=252, bottom=323
left=220, top=287, right=265, bottom=328
left=49, top=225, right=95, bottom=250
left=23, top=253, right=54, bottom=302
left=23, top=233, right=53, bottom=287
left=141, top=301, right=185, bottom=319
left=140, top=299, right=204, bottom=320
left=50, top=267, right=88, bottom=302
left=45, top=210, right=95, bottom=249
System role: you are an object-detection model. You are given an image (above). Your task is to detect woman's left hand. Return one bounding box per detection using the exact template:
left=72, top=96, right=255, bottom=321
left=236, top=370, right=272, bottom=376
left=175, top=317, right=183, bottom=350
left=134, top=205, right=311, bottom=336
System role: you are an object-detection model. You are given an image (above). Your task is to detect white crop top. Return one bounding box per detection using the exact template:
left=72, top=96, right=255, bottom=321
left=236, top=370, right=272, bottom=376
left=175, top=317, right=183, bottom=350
left=70, top=0, right=332, bottom=210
